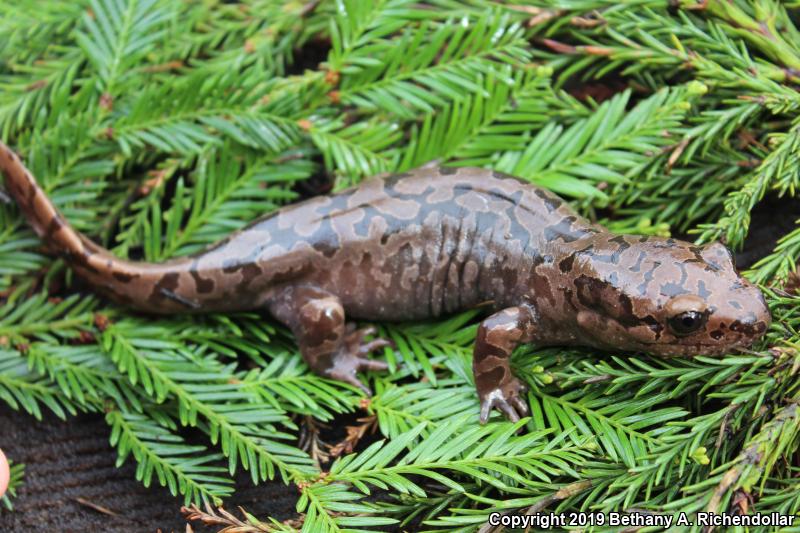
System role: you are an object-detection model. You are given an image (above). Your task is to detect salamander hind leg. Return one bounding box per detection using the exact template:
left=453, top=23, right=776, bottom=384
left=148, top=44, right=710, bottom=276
left=473, top=305, right=539, bottom=424
left=268, top=285, right=390, bottom=394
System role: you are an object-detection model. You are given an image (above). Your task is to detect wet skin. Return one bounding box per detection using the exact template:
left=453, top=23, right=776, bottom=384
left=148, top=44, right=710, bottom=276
left=0, top=145, right=771, bottom=423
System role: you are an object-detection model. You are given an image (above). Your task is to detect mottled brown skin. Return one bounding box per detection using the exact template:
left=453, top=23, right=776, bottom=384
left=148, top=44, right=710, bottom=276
left=1, top=144, right=771, bottom=423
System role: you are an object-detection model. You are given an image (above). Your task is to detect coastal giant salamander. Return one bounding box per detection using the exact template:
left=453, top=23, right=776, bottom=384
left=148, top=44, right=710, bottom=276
left=0, top=144, right=771, bottom=422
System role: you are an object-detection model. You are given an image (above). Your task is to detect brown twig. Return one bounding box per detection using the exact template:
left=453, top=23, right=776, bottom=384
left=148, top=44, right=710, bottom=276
left=298, top=0, right=321, bottom=17
left=583, top=374, right=612, bottom=384
left=666, top=137, right=690, bottom=174
left=328, top=415, right=378, bottom=459
left=539, top=38, right=613, bottom=56
left=75, top=497, right=119, bottom=517
left=141, top=60, right=184, bottom=73
left=571, top=12, right=606, bottom=28
left=715, top=404, right=738, bottom=449
left=299, top=415, right=331, bottom=466
left=182, top=503, right=272, bottom=533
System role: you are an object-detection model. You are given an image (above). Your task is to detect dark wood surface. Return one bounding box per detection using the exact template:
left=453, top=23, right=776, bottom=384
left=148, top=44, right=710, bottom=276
left=0, top=406, right=298, bottom=532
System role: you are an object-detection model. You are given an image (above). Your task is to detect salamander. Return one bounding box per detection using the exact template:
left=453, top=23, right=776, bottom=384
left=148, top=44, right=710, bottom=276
left=0, top=144, right=771, bottom=423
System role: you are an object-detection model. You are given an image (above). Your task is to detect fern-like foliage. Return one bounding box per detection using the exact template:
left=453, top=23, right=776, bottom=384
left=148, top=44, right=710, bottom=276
left=298, top=418, right=591, bottom=532
left=326, top=419, right=589, bottom=494
left=0, top=290, right=96, bottom=345
left=76, top=0, right=174, bottom=96
left=0, top=210, right=47, bottom=291
left=0, top=348, right=79, bottom=420
left=100, top=319, right=318, bottom=484
left=107, top=409, right=235, bottom=506
left=239, top=352, right=357, bottom=421
left=111, top=72, right=306, bottom=157
left=496, top=86, right=700, bottom=202
left=335, top=12, right=530, bottom=119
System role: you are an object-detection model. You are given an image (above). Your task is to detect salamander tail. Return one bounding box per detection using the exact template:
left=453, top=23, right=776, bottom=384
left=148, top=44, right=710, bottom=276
left=0, top=141, right=187, bottom=313
left=0, top=141, right=102, bottom=259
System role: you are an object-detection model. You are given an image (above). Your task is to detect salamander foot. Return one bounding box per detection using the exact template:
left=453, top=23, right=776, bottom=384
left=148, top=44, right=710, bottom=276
left=268, top=286, right=392, bottom=397
left=326, top=325, right=391, bottom=395
left=478, top=377, right=529, bottom=424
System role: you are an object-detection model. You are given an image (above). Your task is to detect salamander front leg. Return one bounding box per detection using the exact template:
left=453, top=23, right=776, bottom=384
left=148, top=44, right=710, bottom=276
left=473, top=305, right=538, bottom=424
left=268, top=286, right=390, bottom=394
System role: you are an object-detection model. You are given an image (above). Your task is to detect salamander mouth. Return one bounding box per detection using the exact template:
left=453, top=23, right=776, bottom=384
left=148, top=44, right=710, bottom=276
left=641, top=339, right=750, bottom=357
left=651, top=341, right=743, bottom=347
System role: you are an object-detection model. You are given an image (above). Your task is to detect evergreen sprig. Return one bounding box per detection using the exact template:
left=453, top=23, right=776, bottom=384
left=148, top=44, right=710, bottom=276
left=107, top=409, right=235, bottom=506
left=100, top=319, right=318, bottom=484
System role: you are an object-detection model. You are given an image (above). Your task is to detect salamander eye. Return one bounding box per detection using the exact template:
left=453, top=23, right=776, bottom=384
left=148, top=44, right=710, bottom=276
left=668, top=311, right=707, bottom=336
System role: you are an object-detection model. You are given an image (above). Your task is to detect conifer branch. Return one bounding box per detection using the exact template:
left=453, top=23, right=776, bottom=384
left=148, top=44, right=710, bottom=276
left=107, top=409, right=235, bottom=506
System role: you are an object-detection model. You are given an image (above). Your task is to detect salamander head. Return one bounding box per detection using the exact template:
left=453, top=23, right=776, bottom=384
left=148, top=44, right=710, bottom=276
left=570, top=238, right=771, bottom=356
